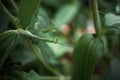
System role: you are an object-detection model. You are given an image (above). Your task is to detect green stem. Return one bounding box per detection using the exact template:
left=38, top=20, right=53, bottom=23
left=27, top=40, right=60, bottom=76
left=0, top=29, right=57, bottom=43
left=0, top=35, right=17, bottom=69
left=0, top=1, right=20, bottom=28
left=10, top=0, right=19, bottom=13
left=89, top=0, right=101, bottom=36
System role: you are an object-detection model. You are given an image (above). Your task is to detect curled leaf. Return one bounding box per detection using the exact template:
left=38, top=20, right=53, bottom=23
left=72, top=34, right=106, bottom=80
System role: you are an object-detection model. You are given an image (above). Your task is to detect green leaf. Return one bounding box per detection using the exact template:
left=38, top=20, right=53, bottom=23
left=7, top=70, right=41, bottom=80
left=28, top=70, right=41, bottom=80
left=105, top=13, right=120, bottom=35
left=105, top=13, right=120, bottom=26
left=72, top=34, right=106, bottom=80
left=53, top=3, right=79, bottom=29
left=10, top=37, right=37, bottom=66
left=18, top=0, right=40, bottom=29
left=38, top=41, right=55, bottom=64
left=29, top=7, right=55, bottom=34
left=48, top=42, right=73, bottom=57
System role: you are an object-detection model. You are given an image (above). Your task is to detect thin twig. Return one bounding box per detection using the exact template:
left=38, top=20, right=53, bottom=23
left=0, top=29, right=74, bottom=48
left=10, top=0, right=19, bottom=13
left=0, top=1, right=20, bottom=28
left=0, top=29, right=57, bottom=43
left=0, top=35, right=17, bottom=69
left=26, top=39, right=60, bottom=76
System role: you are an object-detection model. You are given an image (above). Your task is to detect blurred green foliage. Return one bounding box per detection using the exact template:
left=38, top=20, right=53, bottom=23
left=0, top=0, right=120, bottom=80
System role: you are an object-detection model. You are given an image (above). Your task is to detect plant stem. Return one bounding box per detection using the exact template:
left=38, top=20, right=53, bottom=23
left=27, top=39, right=60, bottom=76
left=10, top=0, right=19, bottom=13
left=89, top=0, right=101, bottom=36
left=0, top=35, right=17, bottom=69
left=0, top=29, right=57, bottom=43
left=0, top=1, right=20, bottom=28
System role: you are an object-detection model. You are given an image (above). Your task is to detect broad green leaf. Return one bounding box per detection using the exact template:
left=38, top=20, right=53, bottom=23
left=7, top=70, right=41, bottom=80
left=72, top=34, right=94, bottom=80
left=38, top=41, right=55, bottom=64
left=18, top=0, right=40, bottom=29
left=105, top=13, right=120, bottom=35
left=10, top=37, right=37, bottom=66
left=53, top=3, right=79, bottom=29
left=28, top=70, right=41, bottom=80
left=29, top=7, right=55, bottom=34
left=105, top=13, right=120, bottom=26
left=72, top=34, right=106, bottom=80
left=48, top=42, right=73, bottom=57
